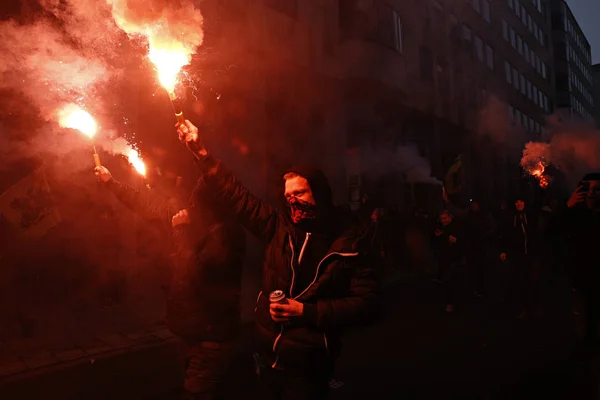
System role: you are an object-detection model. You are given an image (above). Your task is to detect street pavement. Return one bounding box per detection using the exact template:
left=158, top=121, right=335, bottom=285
left=1, top=269, right=595, bottom=400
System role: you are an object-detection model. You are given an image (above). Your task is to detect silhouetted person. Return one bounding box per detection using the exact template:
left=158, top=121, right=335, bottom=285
left=432, top=210, right=463, bottom=313
left=565, top=173, right=600, bottom=350
left=499, top=197, right=536, bottom=319
left=178, top=120, right=379, bottom=400
left=444, top=196, right=495, bottom=297
left=94, top=166, right=246, bottom=400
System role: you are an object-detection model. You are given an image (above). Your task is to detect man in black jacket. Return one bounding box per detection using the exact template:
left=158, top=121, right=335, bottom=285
left=565, top=173, right=600, bottom=349
left=94, top=166, right=246, bottom=400
left=176, top=120, right=380, bottom=400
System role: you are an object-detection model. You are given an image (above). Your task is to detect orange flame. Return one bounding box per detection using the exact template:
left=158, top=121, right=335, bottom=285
left=529, top=161, right=549, bottom=189
left=57, top=104, right=97, bottom=138
left=148, top=43, right=189, bottom=95
left=127, top=148, right=146, bottom=177
left=107, top=1, right=204, bottom=98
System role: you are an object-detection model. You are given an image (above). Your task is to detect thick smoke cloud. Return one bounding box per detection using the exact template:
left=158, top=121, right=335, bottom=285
left=361, top=144, right=442, bottom=185
left=107, top=0, right=204, bottom=55
left=521, top=118, right=600, bottom=189
left=0, top=18, right=111, bottom=118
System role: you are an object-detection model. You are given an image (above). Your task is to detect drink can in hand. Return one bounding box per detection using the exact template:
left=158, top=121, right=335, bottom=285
left=269, top=290, right=288, bottom=304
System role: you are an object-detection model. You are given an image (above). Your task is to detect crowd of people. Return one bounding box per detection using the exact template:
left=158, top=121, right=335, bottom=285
left=91, top=118, right=600, bottom=399
left=370, top=176, right=600, bottom=355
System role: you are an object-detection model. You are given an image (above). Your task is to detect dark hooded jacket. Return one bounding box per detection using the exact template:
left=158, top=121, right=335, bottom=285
left=194, top=156, right=380, bottom=370
left=104, top=177, right=246, bottom=341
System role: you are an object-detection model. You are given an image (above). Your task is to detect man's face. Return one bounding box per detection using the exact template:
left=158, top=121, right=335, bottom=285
left=586, top=180, right=600, bottom=209
left=284, top=176, right=315, bottom=204
left=284, top=176, right=316, bottom=223
left=515, top=200, right=525, bottom=211
left=440, top=213, right=452, bottom=226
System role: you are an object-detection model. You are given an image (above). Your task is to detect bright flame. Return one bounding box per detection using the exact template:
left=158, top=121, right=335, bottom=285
left=148, top=42, right=189, bottom=95
left=128, top=148, right=146, bottom=176
left=529, top=161, right=549, bottom=189
left=58, top=104, right=97, bottom=138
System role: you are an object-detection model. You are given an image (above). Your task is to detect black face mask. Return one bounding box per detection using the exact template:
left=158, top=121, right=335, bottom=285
left=288, top=197, right=318, bottom=224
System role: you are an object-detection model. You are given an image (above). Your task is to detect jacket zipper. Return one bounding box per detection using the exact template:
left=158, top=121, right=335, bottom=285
left=292, top=251, right=359, bottom=300
left=289, top=232, right=311, bottom=298
left=323, top=333, right=330, bottom=355
left=272, top=235, right=297, bottom=368
left=254, top=291, right=263, bottom=313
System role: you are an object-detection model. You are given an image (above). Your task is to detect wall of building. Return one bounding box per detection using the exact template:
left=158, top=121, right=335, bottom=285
left=550, top=0, right=594, bottom=121
left=593, top=64, right=600, bottom=128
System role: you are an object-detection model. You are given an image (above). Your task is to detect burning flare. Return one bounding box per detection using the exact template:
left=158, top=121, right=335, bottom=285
left=57, top=104, right=97, bottom=138
left=127, top=148, right=146, bottom=177
left=528, top=161, right=549, bottom=189
left=107, top=0, right=204, bottom=98
left=148, top=43, right=189, bottom=96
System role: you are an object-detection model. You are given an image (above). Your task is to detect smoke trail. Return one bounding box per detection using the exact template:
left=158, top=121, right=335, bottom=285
left=0, top=18, right=110, bottom=118
left=520, top=117, right=600, bottom=188
left=360, top=144, right=442, bottom=185
left=476, top=94, right=525, bottom=153
left=107, top=0, right=204, bottom=59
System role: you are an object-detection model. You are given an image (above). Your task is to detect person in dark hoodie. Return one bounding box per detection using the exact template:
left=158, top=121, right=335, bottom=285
left=176, top=120, right=380, bottom=400
left=94, top=166, right=246, bottom=400
left=499, top=196, right=535, bottom=319
left=443, top=196, right=496, bottom=298
left=565, top=173, right=600, bottom=350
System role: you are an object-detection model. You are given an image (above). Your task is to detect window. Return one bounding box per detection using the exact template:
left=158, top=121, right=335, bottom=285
left=510, top=28, right=516, bottom=47
left=530, top=49, right=535, bottom=67
left=541, top=62, right=546, bottom=79
left=482, top=0, right=491, bottom=22
left=475, top=36, right=484, bottom=61
left=393, top=10, right=403, bottom=53
left=516, top=109, right=522, bottom=124
left=524, top=43, right=530, bottom=62
left=486, top=45, right=494, bottom=69
left=538, top=89, right=543, bottom=108
left=521, top=112, right=527, bottom=126
left=533, top=86, right=538, bottom=103
left=515, top=0, right=521, bottom=17
left=502, top=20, right=508, bottom=40
left=517, top=36, right=523, bottom=55
left=536, top=55, right=541, bottom=74
left=528, top=14, right=533, bottom=31
left=513, top=68, right=519, bottom=90
left=509, top=105, right=515, bottom=120
left=539, top=30, right=545, bottom=46
left=462, top=24, right=472, bottom=41
left=505, top=61, right=512, bottom=83
left=544, top=95, right=549, bottom=112
left=527, top=80, right=532, bottom=99
left=533, top=22, right=539, bottom=40
left=520, top=74, right=526, bottom=95
left=521, top=7, right=527, bottom=25
left=471, top=0, right=481, bottom=13
left=509, top=0, right=514, bottom=9
left=529, top=117, right=534, bottom=131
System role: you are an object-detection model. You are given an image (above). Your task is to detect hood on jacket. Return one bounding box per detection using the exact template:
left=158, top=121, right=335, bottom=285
left=280, top=165, right=337, bottom=231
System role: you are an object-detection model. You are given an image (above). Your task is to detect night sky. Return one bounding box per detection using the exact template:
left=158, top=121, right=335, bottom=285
left=567, top=0, right=600, bottom=64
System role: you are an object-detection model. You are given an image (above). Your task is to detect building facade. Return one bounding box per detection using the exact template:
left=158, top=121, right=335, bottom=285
left=550, top=0, right=594, bottom=121
left=593, top=63, right=600, bottom=128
